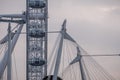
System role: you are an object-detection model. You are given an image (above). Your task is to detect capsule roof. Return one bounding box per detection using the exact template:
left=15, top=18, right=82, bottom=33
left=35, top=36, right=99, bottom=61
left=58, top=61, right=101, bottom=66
left=29, top=0, right=46, bottom=8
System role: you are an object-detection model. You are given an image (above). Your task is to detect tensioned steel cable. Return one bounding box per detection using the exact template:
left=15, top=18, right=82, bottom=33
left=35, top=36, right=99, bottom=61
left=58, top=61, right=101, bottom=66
left=66, top=40, right=117, bottom=80
left=66, top=42, right=77, bottom=80
left=63, top=43, right=74, bottom=80
left=81, top=47, right=115, bottom=80
left=59, top=41, right=74, bottom=79
left=84, top=59, right=98, bottom=80
left=81, top=58, right=91, bottom=80
left=78, top=45, right=116, bottom=80
left=89, top=56, right=115, bottom=80
left=84, top=57, right=108, bottom=80
left=13, top=52, right=18, bottom=80
left=48, top=34, right=61, bottom=75
left=47, top=34, right=61, bottom=65
left=0, top=44, right=6, bottom=56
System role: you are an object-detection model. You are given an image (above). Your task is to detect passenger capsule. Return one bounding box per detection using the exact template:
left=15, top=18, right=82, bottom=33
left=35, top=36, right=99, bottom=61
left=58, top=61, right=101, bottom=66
left=29, top=29, right=45, bottom=38
left=43, top=75, right=62, bottom=80
left=29, top=0, right=46, bottom=8
left=29, top=58, right=46, bottom=66
left=29, top=13, right=45, bottom=20
left=30, top=44, right=42, bottom=52
left=29, top=21, right=42, bottom=28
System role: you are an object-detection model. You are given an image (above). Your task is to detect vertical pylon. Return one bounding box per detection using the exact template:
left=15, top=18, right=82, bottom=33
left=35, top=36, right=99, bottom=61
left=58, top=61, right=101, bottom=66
left=7, top=23, right=12, bottom=80
left=52, top=20, right=66, bottom=80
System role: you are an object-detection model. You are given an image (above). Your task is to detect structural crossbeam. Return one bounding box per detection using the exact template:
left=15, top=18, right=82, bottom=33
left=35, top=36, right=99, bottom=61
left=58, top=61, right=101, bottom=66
left=0, top=19, right=25, bottom=24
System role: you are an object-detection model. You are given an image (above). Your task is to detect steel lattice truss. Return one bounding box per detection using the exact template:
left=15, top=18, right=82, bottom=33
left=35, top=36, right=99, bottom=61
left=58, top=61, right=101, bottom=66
left=26, top=0, right=48, bottom=80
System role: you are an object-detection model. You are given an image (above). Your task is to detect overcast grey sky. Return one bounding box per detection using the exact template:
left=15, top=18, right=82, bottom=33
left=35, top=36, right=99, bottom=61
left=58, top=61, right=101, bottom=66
left=0, top=0, right=120, bottom=80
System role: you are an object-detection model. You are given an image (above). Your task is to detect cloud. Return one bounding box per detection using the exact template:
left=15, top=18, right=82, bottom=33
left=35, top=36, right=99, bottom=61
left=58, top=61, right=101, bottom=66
left=72, top=0, right=120, bottom=7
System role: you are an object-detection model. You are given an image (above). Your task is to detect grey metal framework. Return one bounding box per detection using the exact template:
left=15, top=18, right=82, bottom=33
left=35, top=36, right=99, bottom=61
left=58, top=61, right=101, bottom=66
left=26, top=0, right=48, bottom=80
left=0, top=0, right=119, bottom=80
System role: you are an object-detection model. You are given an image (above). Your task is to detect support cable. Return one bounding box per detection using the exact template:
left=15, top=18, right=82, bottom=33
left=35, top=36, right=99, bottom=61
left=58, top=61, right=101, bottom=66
left=84, top=59, right=98, bottom=80
left=60, top=41, right=72, bottom=80
left=90, top=58, right=108, bottom=79
left=48, top=34, right=61, bottom=75
left=80, top=44, right=116, bottom=79
left=85, top=57, right=104, bottom=80
left=89, top=58, right=113, bottom=79
left=11, top=24, right=20, bottom=31
left=82, top=54, right=120, bottom=57
left=47, top=34, right=61, bottom=66
left=88, top=56, right=115, bottom=80
left=66, top=42, right=77, bottom=80
left=83, top=57, right=101, bottom=80
left=81, top=58, right=91, bottom=80
left=0, top=44, right=7, bottom=56
left=89, top=57, right=111, bottom=80
left=68, top=42, right=116, bottom=80
left=66, top=48, right=73, bottom=80
left=0, top=24, right=24, bottom=78
left=69, top=43, right=78, bottom=80
left=13, top=52, right=18, bottom=80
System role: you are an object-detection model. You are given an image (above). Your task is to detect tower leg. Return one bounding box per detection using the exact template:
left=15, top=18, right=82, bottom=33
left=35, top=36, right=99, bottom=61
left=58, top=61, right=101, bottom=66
left=7, top=23, right=12, bottom=80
